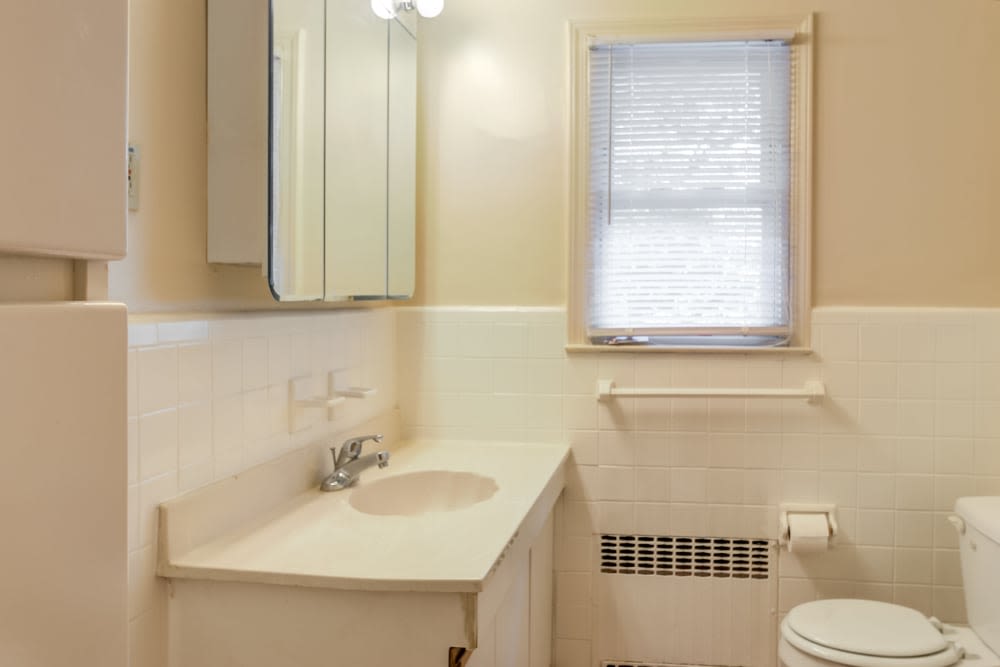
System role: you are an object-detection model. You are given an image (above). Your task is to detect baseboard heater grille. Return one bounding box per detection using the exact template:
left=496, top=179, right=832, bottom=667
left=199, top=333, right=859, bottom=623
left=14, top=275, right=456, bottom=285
left=600, top=534, right=770, bottom=579
left=602, top=662, right=686, bottom=667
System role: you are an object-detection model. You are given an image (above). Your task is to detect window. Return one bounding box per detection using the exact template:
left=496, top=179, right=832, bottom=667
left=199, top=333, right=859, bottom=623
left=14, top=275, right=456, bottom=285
left=570, top=18, right=813, bottom=349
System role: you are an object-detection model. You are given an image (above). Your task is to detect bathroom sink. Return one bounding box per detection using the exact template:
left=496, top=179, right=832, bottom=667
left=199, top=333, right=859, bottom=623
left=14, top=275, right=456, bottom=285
left=349, top=470, right=499, bottom=516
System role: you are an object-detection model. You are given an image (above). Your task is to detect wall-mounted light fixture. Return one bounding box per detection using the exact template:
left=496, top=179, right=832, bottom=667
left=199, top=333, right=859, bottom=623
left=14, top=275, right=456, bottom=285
left=370, top=0, right=443, bottom=19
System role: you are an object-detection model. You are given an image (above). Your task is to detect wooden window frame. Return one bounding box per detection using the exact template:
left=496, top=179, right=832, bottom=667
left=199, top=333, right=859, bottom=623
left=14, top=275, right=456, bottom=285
left=567, top=15, right=815, bottom=354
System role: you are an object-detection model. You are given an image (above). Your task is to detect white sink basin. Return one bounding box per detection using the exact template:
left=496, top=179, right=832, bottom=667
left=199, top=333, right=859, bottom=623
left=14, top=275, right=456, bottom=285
left=349, top=470, right=499, bottom=516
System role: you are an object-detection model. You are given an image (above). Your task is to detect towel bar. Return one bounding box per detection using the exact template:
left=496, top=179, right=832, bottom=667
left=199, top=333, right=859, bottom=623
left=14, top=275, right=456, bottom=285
left=596, top=379, right=825, bottom=404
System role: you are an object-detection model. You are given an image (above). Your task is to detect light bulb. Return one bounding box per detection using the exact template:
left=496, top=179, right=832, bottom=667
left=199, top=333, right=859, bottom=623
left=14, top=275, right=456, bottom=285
left=414, top=0, right=444, bottom=18
left=370, top=0, right=396, bottom=19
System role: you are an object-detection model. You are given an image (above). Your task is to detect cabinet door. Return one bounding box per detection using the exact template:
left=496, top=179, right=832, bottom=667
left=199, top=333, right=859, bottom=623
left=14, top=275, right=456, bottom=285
left=0, top=304, right=127, bottom=667
left=323, top=0, right=389, bottom=298
left=529, top=514, right=554, bottom=667
left=0, top=2, right=127, bottom=259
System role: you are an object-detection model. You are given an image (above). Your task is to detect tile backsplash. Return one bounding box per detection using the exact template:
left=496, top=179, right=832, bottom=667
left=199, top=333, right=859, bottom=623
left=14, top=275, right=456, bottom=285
left=396, top=306, right=1000, bottom=667
left=126, top=309, right=396, bottom=667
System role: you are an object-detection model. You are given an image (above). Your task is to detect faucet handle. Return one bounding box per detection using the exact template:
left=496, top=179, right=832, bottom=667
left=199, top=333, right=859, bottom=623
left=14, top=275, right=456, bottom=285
left=341, top=433, right=383, bottom=458
left=347, top=433, right=383, bottom=445
left=336, top=433, right=384, bottom=465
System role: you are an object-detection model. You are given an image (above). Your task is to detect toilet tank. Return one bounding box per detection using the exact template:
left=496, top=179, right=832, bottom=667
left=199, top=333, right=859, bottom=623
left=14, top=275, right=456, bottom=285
left=954, top=496, right=1000, bottom=653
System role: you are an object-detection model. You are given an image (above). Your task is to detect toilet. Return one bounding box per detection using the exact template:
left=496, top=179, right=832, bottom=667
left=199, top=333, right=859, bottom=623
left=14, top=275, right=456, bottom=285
left=779, top=496, right=1000, bottom=667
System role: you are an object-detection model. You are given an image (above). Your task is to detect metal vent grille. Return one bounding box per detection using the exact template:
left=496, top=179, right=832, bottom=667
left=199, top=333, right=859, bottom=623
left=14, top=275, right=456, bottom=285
left=600, top=534, right=770, bottom=579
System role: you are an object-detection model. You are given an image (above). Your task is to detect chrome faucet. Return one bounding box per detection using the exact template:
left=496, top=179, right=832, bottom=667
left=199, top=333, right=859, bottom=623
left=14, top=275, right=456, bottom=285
left=321, top=434, right=390, bottom=492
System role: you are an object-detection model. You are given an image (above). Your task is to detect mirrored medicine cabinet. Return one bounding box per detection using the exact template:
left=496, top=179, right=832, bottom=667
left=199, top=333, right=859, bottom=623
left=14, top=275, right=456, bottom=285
left=206, top=0, right=416, bottom=302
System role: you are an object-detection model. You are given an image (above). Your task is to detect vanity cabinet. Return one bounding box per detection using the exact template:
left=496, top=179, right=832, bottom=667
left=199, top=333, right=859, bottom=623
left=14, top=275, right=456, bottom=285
left=0, top=1, right=127, bottom=259
left=159, top=440, right=567, bottom=667
left=167, top=515, right=554, bottom=667
left=468, top=514, right=554, bottom=667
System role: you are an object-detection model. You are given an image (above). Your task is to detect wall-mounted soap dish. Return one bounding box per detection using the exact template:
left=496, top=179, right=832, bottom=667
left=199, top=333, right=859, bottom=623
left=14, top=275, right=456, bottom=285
left=288, top=372, right=377, bottom=432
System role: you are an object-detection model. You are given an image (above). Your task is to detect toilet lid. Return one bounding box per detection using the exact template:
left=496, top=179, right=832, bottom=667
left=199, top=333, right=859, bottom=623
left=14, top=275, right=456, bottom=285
left=786, top=600, right=949, bottom=658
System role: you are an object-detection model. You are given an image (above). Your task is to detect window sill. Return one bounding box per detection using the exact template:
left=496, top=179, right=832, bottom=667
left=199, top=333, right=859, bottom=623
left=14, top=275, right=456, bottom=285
left=565, top=344, right=814, bottom=356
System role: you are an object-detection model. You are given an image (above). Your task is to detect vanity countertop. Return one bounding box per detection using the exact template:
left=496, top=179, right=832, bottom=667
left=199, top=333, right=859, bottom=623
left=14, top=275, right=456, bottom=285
left=157, top=439, right=569, bottom=594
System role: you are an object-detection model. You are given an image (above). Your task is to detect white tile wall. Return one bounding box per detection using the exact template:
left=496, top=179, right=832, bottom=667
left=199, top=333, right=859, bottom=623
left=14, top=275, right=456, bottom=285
left=396, top=306, right=1000, bottom=667
left=125, top=306, right=1000, bottom=667
left=126, top=309, right=396, bottom=667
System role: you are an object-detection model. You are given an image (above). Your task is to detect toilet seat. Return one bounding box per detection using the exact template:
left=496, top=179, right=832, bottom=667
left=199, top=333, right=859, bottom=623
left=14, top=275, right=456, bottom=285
left=781, top=600, right=964, bottom=667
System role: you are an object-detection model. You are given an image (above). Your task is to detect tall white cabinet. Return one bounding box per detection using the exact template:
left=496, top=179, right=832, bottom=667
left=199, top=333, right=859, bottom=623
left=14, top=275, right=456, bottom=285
left=0, top=304, right=128, bottom=666
left=0, top=1, right=128, bottom=259
left=0, top=2, right=129, bottom=666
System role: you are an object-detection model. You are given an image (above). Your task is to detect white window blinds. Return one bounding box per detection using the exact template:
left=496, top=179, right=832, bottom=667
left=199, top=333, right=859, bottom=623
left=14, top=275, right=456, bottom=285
left=588, top=40, right=793, bottom=344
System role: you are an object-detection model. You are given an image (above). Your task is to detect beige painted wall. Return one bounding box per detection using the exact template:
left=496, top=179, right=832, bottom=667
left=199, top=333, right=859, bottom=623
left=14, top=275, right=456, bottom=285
left=112, top=0, right=999, bottom=312
left=414, top=0, right=1000, bottom=307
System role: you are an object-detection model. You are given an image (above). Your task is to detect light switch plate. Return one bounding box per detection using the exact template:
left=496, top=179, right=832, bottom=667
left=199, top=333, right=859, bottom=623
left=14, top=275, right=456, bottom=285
left=127, top=144, right=140, bottom=211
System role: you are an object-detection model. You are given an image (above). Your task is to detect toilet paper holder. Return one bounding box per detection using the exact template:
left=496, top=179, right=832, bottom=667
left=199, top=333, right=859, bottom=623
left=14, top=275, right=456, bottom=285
left=779, top=503, right=839, bottom=550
